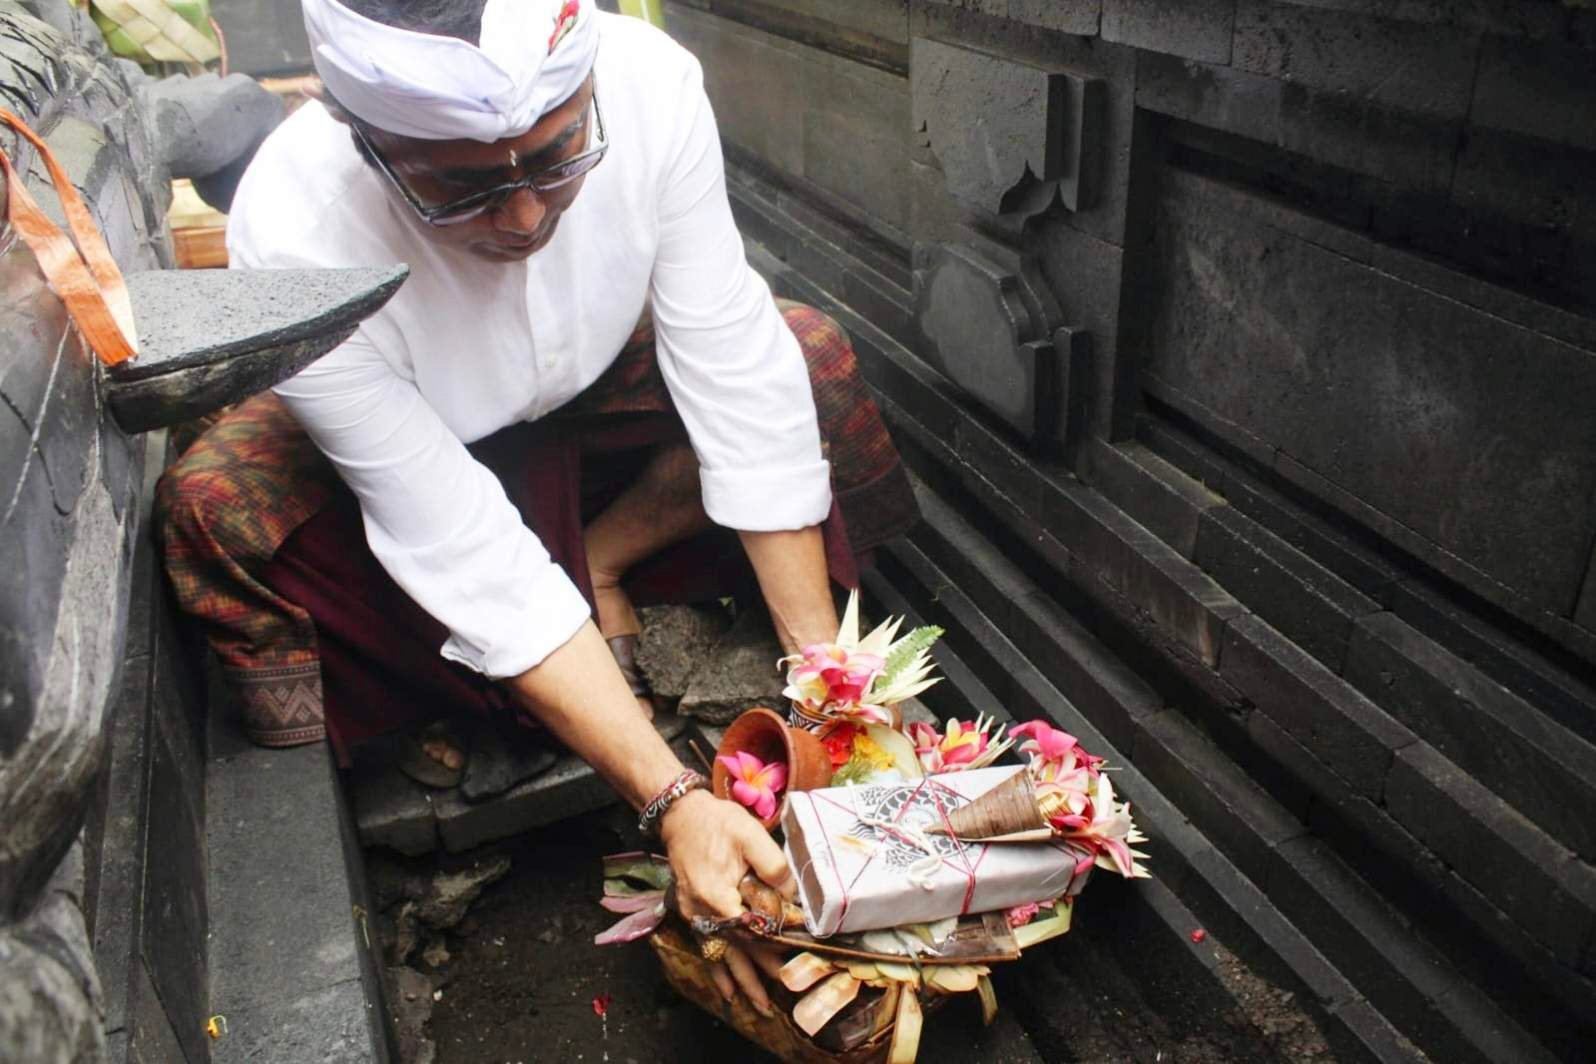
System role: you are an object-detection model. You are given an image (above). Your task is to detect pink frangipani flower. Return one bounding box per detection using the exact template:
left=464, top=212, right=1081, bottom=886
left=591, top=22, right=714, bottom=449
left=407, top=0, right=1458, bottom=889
left=717, top=750, right=788, bottom=820
left=782, top=643, right=892, bottom=725
left=907, top=716, right=1008, bottom=773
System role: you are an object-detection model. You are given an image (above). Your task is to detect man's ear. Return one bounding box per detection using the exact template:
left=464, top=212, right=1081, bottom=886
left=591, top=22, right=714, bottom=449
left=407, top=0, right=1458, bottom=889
left=307, top=79, right=354, bottom=127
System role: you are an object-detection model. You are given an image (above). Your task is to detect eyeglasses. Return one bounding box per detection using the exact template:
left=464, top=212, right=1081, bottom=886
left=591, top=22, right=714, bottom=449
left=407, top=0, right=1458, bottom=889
left=353, top=85, right=607, bottom=227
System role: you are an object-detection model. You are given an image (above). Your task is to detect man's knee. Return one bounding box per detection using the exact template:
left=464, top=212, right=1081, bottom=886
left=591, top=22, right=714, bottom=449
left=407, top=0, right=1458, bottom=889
left=639, top=442, right=704, bottom=512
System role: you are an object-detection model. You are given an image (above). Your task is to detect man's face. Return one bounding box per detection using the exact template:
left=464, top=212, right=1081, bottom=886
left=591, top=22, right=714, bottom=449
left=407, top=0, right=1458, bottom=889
left=361, top=79, right=596, bottom=262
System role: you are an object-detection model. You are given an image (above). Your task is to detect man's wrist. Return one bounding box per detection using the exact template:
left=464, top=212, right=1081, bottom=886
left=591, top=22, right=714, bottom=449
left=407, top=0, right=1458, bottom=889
left=657, top=786, right=717, bottom=843
left=638, top=768, right=707, bottom=838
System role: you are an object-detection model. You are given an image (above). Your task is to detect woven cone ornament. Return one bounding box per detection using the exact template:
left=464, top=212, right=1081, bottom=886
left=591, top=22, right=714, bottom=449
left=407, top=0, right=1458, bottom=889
left=929, top=770, right=1054, bottom=843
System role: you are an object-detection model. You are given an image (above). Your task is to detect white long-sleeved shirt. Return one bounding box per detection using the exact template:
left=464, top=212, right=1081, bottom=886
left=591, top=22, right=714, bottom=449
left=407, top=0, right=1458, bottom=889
left=226, top=13, right=831, bottom=679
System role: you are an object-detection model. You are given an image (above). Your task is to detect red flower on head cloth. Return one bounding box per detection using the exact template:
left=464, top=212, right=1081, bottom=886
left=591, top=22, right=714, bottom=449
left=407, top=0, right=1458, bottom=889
left=549, top=0, right=581, bottom=52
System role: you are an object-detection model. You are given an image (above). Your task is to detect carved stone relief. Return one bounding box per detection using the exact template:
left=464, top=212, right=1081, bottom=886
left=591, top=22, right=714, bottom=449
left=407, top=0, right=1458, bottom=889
left=911, top=36, right=1102, bottom=219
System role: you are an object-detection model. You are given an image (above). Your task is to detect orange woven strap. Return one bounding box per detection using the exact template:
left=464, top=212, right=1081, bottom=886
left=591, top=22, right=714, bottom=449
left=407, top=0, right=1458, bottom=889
left=0, top=108, right=139, bottom=366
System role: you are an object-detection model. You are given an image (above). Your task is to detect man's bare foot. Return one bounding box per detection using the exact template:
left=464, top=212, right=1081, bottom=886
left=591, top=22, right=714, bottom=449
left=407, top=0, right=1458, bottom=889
left=421, top=734, right=464, bottom=772
left=398, top=721, right=467, bottom=789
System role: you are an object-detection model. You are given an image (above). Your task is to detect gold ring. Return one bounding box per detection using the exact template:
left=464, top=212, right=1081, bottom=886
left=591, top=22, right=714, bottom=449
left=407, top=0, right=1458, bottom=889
left=699, top=935, right=729, bottom=963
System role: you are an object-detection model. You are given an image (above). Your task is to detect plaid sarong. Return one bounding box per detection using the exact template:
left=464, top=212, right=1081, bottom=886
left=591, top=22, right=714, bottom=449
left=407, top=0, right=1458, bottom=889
left=157, top=300, right=917, bottom=750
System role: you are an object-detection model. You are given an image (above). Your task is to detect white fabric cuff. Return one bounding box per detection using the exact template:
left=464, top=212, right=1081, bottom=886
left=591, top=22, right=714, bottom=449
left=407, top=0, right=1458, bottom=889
left=700, top=460, right=833, bottom=532
left=439, top=561, right=592, bottom=679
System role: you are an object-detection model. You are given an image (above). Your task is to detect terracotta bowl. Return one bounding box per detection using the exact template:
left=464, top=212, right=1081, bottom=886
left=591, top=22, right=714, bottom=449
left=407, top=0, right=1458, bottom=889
left=712, top=707, right=833, bottom=830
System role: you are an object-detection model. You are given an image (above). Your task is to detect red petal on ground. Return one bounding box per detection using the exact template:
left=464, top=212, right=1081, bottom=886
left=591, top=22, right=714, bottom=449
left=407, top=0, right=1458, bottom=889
left=592, top=992, right=613, bottom=1017
left=1190, top=928, right=1207, bottom=943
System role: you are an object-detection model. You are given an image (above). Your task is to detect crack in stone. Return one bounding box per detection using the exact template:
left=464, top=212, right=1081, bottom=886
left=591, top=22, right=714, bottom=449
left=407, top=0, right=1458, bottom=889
left=1, top=325, right=69, bottom=527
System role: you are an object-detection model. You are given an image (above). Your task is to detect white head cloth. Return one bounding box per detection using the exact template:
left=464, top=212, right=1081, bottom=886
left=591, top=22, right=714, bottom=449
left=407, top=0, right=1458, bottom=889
left=302, top=0, right=598, bottom=142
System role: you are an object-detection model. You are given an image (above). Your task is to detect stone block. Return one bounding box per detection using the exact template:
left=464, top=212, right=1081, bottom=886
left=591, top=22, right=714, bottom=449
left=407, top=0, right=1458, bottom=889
left=206, top=0, right=309, bottom=75
left=1133, top=710, right=1304, bottom=886
left=1195, top=505, right=1380, bottom=671
left=906, top=475, right=1161, bottom=752
left=635, top=604, right=732, bottom=702
left=1221, top=614, right=1416, bottom=800
left=1177, top=845, right=1354, bottom=1010
left=1387, top=577, right=1596, bottom=748
left=800, top=53, right=912, bottom=231
left=1142, top=166, right=1596, bottom=618
left=1265, top=837, right=1516, bottom=1064
left=1085, top=440, right=1224, bottom=559
left=211, top=976, right=376, bottom=1064
left=1384, top=743, right=1596, bottom=967
left=914, top=243, right=1060, bottom=442
left=1035, top=220, right=1124, bottom=433
left=1250, top=708, right=1596, bottom=1051
left=1469, top=34, right=1596, bottom=152
left=678, top=609, right=787, bottom=724
left=1580, top=554, right=1596, bottom=639
left=208, top=741, right=373, bottom=1059
left=127, top=956, right=186, bottom=1064
left=434, top=725, right=690, bottom=852
left=1135, top=51, right=1282, bottom=146
left=1233, top=0, right=1477, bottom=121
left=348, top=757, right=438, bottom=857
left=1344, top=613, right=1596, bottom=862
left=140, top=726, right=208, bottom=1064
left=912, top=37, right=1070, bottom=215
left=1321, top=998, right=1430, bottom=1064
left=919, top=0, right=1103, bottom=36
left=1102, top=0, right=1235, bottom=64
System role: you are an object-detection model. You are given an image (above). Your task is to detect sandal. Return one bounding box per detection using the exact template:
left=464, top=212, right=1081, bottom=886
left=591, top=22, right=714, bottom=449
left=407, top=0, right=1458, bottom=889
left=607, top=633, right=656, bottom=713
left=396, top=721, right=467, bottom=790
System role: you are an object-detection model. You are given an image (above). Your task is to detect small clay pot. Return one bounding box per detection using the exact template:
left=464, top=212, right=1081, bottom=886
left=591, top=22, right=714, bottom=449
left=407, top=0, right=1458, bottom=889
left=712, top=707, right=834, bottom=830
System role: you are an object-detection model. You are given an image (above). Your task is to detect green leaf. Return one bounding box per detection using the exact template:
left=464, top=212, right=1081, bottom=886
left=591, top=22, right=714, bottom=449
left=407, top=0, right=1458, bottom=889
left=879, top=625, right=943, bottom=689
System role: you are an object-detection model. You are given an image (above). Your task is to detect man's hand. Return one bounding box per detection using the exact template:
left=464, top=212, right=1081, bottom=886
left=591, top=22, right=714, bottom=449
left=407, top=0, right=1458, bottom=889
left=659, top=789, right=794, bottom=1015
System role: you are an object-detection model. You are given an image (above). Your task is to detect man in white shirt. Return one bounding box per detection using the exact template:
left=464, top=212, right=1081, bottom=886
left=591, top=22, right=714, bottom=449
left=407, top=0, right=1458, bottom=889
left=157, top=0, right=915, bottom=1012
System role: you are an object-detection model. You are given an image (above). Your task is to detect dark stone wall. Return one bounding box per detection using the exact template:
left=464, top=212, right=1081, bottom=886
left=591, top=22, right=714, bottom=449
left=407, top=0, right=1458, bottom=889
left=666, top=0, right=1596, bottom=664
left=668, top=1, right=1596, bottom=1059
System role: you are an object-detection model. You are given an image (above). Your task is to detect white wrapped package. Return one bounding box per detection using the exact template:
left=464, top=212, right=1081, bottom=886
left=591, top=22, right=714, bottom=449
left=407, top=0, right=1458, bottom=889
left=782, top=766, right=1078, bottom=936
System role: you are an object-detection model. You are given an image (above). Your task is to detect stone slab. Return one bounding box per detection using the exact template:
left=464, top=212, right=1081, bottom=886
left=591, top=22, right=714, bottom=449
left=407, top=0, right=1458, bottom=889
left=1232, top=0, right=1478, bottom=121
left=912, top=37, right=1066, bottom=215
left=1195, top=504, right=1381, bottom=671
left=1470, top=34, right=1596, bottom=152
left=127, top=956, right=186, bottom=1064
left=914, top=242, right=1056, bottom=440
left=1221, top=613, right=1417, bottom=800
left=1344, top=613, right=1596, bottom=862
left=139, top=723, right=209, bottom=1064
left=1248, top=708, right=1596, bottom=1051
left=678, top=610, right=788, bottom=724
left=906, top=474, right=1162, bottom=754
left=207, top=736, right=378, bottom=1062
left=918, top=0, right=1102, bottom=37
left=1384, top=742, right=1596, bottom=968
left=1386, top=577, right=1596, bottom=748
left=212, top=978, right=377, bottom=1064
left=1133, top=709, right=1305, bottom=887
left=205, top=0, right=311, bottom=76
left=1102, top=0, right=1234, bottom=63
left=348, top=755, right=439, bottom=857
left=433, top=716, right=688, bottom=853
left=636, top=604, right=732, bottom=702
left=1142, top=165, right=1596, bottom=617
left=1264, top=837, right=1548, bottom=1064
left=1085, top=439, right=1225, bottom=560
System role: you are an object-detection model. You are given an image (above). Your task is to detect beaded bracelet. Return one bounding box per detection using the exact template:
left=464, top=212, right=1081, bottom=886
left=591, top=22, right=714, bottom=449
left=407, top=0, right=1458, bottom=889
left=638, top=769, right=707, bottom=838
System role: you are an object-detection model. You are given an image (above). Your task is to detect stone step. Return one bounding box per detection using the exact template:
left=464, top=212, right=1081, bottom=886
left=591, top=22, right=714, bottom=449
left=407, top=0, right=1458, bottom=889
left=1117, top=423, right=1596, bottom=866
left=347, top=713, right=688, bottom=856
left=882, top=484, right=1557, bottom=1064
left=205, top=727, right=386, bottom=1064
left=1140, top=416, right=1596, bottom=749
left=897, top=447, right=1596, bottom=1054
left=861, top=566, right=1416, bottom=1064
